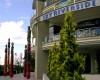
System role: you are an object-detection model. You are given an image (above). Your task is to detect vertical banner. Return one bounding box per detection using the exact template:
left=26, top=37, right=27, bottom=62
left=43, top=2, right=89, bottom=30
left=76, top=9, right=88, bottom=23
left=26, top=26, right=31, bottom=79
left=4, top=45, right=7, bottom=76
left=10, top=43, right=14, bottom=77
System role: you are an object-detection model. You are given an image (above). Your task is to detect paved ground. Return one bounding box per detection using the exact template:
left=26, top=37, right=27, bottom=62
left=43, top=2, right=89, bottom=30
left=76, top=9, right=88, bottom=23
left=83, top=74, right=100, bottom=80
left=0, top=72, right=35, bottom=80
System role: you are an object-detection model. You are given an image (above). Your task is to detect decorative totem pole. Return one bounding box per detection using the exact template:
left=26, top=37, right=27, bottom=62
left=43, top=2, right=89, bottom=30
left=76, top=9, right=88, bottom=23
left=4, top=45, right=7, bottom=76
left=26, top=26, right=31, bottom=79
left=7, top=38, right=10, bottom=75
left=23, top=45, right=27, bottom=77
left=10, top=42, right=14, bottom=77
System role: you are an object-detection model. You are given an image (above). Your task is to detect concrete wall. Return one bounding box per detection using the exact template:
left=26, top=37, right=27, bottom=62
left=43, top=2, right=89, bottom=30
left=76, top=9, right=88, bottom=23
left=35, top=21, right=49, bottom=79
left=43, top=74, right=50, bottom=80
left=82, top=74, right=100, bottom=80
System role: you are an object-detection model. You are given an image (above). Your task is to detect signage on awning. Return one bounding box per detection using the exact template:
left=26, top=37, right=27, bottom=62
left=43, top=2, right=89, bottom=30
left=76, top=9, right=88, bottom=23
left=40, top=0, right=96, bottom=21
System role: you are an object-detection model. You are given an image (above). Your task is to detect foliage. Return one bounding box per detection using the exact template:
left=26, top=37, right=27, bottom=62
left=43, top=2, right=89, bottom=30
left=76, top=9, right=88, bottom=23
left=14, top=53, right=23, bottom=73
left=30, top=53, right=35, bottom=72
left=95, top=60, right=99, bottom=73
left=48, top=43, right=59, bottom=80
left=47, top=12, right=85, bottom=80
left=14, top=65, right=23, bottom=73
left=0, top=65, right=4, bottom=76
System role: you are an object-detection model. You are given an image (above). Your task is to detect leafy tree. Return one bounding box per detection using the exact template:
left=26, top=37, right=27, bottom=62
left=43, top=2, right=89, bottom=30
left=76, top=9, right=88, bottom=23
left=48, top=12, right=85, bottom=80
left=14, top=53, right=23, bottom=73
left=0, top=65, right=4, bottom=76
left=48, top=43, right=59, bottom=80
left=30, top=53, right=35, bottom=72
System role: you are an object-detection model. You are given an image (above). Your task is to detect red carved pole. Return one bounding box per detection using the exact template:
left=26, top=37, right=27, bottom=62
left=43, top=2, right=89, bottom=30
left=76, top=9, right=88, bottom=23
left=4, top=45, right=7, bottom=76
left=26, top=26, right=31, bottom=79
left=23, top=45, right=27, bottom=77
left=7, top=38, right=10, bottom=75
left=10, top=42, right=14, bottom=77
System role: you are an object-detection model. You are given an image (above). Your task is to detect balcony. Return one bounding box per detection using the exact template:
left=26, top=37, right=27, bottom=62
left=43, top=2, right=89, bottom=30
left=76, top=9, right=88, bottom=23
left=42, top=0, right=87, bottom=14
left=42, top=27, right=100, bottom=50
left=30, top=14, right=37, bottom=26
left=42, top=0, right=60, bottom=14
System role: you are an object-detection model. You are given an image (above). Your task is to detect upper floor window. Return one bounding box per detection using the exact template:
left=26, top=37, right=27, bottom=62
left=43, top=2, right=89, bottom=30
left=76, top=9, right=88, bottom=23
left=44, top=0, right=86, bottom=7
left=44, top=0, right=60, bottom=7
left=46, top=0, right=53, bottom=6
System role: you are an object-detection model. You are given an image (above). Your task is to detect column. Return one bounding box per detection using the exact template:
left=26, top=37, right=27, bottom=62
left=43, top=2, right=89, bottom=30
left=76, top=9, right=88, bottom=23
left=91, top=53, right=96, bottom=74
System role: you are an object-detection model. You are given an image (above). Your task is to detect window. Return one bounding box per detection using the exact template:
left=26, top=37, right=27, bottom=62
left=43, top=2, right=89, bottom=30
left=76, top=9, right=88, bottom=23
left=49, top=25, right=61, bottom=42
left=45, top=0, right=60, bottom=7
left=91, top=27, right=100, bottom=36
left=46, top=0, right=53, bottom=6
left=49, top=27, right=54, bottom=42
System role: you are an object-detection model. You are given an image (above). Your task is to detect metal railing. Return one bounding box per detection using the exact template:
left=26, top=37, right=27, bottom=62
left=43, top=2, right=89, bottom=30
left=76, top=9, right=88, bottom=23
left=43, top=0, right=87, bottom=7
left=30, top=14, right=36, bottom=25
left=42, top=27, right=100, bottom=44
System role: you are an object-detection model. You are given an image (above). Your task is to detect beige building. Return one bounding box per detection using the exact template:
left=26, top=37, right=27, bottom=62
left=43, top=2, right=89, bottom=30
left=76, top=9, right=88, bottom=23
left=30, top=0, right=100, bottom=79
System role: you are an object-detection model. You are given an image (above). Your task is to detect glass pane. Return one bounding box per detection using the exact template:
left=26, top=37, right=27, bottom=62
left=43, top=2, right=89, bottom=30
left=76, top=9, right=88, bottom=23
left=84, top=29, right=90, bottom=37
left=91, top=27, right=100, bottom=36
left=46, top=0, right=53, bottom=6
left=77, top=29, right=84, bottom=38
left=49, top=33, right=53, bottom=38
left=49, top=27, right=54, bottom=33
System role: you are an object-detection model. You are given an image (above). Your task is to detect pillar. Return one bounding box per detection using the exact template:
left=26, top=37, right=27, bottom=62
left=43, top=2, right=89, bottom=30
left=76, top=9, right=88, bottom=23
left=91, top=53, right=96, bottom=74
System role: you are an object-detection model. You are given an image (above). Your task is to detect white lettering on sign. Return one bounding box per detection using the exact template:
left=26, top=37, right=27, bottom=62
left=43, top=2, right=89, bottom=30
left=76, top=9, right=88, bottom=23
left=40, top=0, right=96, bottom=21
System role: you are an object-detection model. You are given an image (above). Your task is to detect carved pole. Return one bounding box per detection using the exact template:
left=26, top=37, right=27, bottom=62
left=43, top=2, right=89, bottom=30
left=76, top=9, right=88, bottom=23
left=26, top=26, right=31, bottom=79
left=4, top=45, right=7, bottom=76
left=10, top=42, right=14, bottom=77
left=7, top=38, right=10, bottom=75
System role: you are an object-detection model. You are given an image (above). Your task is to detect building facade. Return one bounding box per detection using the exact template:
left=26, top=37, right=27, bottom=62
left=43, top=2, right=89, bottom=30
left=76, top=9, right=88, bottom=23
left=31, top=0, right=100, bottom=79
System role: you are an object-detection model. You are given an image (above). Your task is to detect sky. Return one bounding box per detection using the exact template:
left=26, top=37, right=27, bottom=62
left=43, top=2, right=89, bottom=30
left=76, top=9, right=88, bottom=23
left=0, top=0, right=35, bottom=65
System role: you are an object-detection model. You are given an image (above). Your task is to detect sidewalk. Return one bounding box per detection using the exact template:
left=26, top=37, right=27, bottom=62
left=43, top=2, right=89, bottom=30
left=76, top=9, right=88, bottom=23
left=0, top=72, right=35, bottom=80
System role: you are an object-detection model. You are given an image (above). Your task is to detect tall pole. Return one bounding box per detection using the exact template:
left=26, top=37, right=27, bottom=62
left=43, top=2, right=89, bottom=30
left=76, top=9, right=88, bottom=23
left=4, top=45, right=7, bottom=76
left=7, top=38, right=10, bottom=75
left=26, top=26, right=31, bottom=79
left=23, top=45, right=27, bottom=77
left=10, top=42, right=14, bottom=77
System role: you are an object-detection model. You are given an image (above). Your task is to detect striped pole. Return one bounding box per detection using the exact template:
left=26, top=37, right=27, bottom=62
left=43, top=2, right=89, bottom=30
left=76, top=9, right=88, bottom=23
left=7, top=38, right=10, bottom=75
left=23, top=45, right=27, bottom=77
left=26, top=26, right=31, bottom=79
left=4, top=45, right=7, bottom=76
left=10, top=42, right=14, bottom=78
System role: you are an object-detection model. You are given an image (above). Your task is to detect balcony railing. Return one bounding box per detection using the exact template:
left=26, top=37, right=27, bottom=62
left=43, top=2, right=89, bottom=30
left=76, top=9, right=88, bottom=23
left=30, top=14, right=36, bottom=25
left=42, top=27, right=100, bottom=44
left=42, top=0, right=87, bottom=14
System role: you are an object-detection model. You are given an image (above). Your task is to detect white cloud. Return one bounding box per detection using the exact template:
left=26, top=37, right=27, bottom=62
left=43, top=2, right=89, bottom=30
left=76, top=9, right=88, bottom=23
left=0, top=20, right=27, bottom=65
left=0, top=20, right=27, bottom=45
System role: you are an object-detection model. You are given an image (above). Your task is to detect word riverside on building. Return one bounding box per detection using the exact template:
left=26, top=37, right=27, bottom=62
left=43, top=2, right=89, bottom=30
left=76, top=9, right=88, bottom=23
left=40, top=0, right=96, bottom=21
